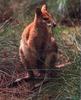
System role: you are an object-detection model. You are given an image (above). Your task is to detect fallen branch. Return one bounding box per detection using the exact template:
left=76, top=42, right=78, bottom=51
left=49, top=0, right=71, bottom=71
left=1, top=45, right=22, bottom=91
left=7, top=76, right=44, bottom=88
left=56, top=62, right=72, bottom=68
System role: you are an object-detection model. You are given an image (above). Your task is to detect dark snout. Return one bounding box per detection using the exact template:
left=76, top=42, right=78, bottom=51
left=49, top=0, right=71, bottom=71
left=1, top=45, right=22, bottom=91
left=52, top=20, right=57, bottom=27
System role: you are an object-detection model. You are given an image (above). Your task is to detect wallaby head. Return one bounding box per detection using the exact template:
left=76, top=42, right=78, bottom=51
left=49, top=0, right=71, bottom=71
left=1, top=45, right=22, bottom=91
left=41, top=4, right=57, bottom=27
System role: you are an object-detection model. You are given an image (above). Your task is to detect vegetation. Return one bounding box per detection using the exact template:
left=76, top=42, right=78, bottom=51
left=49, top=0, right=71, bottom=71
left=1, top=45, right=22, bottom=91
left=0, top=0, right=80, bottom=100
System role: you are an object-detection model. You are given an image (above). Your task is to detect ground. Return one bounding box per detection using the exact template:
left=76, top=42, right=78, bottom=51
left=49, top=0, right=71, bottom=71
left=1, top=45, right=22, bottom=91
left=0, top=19, right=80, bottom=100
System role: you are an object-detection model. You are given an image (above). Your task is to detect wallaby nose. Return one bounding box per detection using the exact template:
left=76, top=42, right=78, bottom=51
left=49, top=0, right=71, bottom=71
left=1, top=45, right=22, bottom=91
left=53, top=21, right=56, bottom=27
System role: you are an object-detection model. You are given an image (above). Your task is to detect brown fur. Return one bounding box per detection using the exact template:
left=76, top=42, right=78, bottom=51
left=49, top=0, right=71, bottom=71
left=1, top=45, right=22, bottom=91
left=19, top=5, right=58, bottom=77
left=41, top=4, right=58, bottom=67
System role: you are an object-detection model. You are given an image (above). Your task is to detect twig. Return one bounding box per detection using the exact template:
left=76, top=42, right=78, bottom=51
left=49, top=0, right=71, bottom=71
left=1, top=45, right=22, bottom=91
left=56, top=61, right=72, bottom=68
left=0, top=70, right=12, bottom=77
left=0, top=17, right=12, bottom=30
left=38, top=74, right=47, bottom=94
left=36, top=73, right=47, bottom=100
left=55, top=90, right=64, bottom=100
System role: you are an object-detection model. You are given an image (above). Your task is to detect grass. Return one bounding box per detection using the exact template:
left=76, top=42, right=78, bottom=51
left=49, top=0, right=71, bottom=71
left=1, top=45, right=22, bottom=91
left=0, top=21, right=80, bottom=100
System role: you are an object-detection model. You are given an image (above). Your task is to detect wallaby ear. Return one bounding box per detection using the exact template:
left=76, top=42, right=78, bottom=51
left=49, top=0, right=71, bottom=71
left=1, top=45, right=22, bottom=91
left=41, top=4, right=47, bottom=12
left=35, top=7, right=42, bottom=17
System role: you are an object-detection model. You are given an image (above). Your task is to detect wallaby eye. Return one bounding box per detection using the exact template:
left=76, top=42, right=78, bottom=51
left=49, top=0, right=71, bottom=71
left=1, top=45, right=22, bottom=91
left=43, top=17, right=49, bottom=21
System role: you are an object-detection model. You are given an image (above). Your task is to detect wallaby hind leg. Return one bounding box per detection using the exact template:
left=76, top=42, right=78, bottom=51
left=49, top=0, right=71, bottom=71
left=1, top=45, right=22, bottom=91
left=19, top=48, right=34, bottom=78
